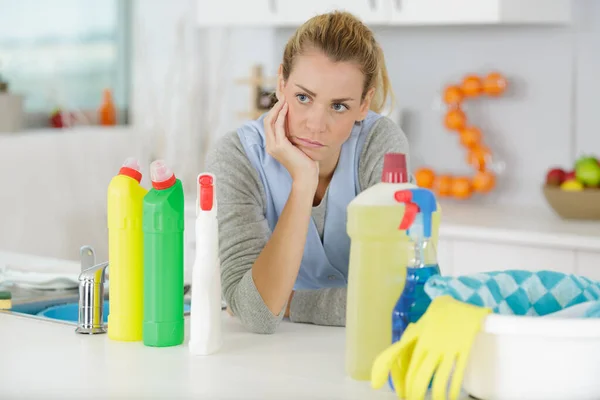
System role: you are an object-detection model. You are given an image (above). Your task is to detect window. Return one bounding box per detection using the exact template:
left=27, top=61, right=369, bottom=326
left=0, top=0, right=131, bottom=127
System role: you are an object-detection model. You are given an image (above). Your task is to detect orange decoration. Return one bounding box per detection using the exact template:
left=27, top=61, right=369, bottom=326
left=459, top=126, right=482, bottom=148
left=472, top=170, right=496, bottom=193
left=420, top=71, right=507, bottom=200
left=443, top=85, right=464, bottom=106
left=451, top=177, right=472, bottom=199
left=444, top=108, right=467, bottom=131
left=461, top=75, right=482, bottom=97
left=415, top=168, right=436, bottom=189
left=483, top=72, right=507, bottom=96
left=435, top=175, right=454, bottom=197
left=467, top=145, right=491, bottom=172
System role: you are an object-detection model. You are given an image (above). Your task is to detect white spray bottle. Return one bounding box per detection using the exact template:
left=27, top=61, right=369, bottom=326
left=189, top=173, right=223, bottom=355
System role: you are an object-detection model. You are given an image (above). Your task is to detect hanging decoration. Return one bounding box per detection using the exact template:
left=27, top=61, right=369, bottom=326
left=415, top=71, right=508, bottom=200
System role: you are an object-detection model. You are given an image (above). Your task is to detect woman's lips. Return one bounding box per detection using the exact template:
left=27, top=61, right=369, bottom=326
left=295, top=137, right=324, bottom=148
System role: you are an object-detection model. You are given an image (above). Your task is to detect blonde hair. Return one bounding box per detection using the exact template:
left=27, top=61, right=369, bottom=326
left=281, top=11, right=394, bottom=114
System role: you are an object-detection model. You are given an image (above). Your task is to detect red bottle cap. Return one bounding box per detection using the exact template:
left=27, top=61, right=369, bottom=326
left=150, top=160, right=176, bottom=190
left=381, top=153, right=408, bottom=183
left=118, top=157, right=142, bottom=183
left=198, top=173, right=214, bottom=211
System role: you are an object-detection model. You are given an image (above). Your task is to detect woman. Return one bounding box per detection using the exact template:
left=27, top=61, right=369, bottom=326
left=206, top=10, right=411, bottom=334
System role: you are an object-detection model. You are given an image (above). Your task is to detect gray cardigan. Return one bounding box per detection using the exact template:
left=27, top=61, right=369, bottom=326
left=205, top=116, right=410, bottom=334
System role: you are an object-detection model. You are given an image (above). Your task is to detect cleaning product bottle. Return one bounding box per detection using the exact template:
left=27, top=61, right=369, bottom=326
left=345, top=153, right=442, bottom=381
left=142, top=160, right=185, bottom=347
left=391, top=188, right=440, bottom=343
left=189, top=173, right=223, bottom=355
left=107, top=157, right=147, bottom=341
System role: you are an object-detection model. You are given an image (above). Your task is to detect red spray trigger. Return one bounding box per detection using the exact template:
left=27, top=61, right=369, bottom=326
left=394, top=190, right=420, bottom=230
left=199, top=174, right=214, bottom=211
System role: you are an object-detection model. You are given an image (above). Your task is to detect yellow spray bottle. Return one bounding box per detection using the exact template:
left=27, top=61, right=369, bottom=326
left=107, top=157, right=148, bottom=341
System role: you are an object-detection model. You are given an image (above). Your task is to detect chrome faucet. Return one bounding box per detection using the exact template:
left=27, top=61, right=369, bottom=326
left=75, top=245, right=109, bottom=334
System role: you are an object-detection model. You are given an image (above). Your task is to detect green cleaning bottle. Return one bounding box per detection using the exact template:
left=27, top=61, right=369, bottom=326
left=142, top=159, right=185, bottom=347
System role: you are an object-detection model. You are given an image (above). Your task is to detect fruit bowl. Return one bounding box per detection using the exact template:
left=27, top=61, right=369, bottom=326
left=544, top=155, right=600, bottom=220
left=543, top=185, right=600, bottom=220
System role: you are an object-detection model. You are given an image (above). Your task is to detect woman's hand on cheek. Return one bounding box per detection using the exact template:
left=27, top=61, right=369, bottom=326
left=264, top=97, right=319, bottom=192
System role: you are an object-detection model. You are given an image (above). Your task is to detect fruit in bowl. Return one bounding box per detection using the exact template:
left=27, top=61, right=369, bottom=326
left=545, top=168, right=567, bottom=186
left=543, top=155, right=600, bottom=220
left=575, top=156, right=600, bottom=187
left=545, top=155, right=600, bottom=190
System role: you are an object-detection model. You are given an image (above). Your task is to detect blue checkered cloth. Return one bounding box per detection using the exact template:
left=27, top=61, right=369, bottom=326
left=424, top=270, right=600, bottom=317
left=586, top=301, right=600, bottom=317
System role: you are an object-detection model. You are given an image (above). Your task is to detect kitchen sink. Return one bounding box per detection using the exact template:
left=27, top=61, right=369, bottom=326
left=1, top=288, right=82, bottom=325
left=1, top=248, right=196, bottom=327
left=2, top=284, right=192, bottom=325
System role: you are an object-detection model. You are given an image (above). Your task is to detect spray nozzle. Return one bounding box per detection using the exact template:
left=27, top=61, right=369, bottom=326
left=394, top=188, right=437, bottom=238
left=197, top=173, right=216, bottom=215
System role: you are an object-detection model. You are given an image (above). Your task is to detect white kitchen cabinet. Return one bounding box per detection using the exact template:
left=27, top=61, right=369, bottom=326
left=450, top=239, right=576, bottom=276
left=197, top=0, right=571, bottom=27
left=389, top=0, right=572, bottom=25
left=275, top=0, right=390, bottom=26
left=197, top=0, right=277, bottom=26
left=576, top=250, right=600, bottom=281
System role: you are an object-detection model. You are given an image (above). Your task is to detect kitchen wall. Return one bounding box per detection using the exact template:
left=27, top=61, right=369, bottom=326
left=1, top=0, right=599, bottom=262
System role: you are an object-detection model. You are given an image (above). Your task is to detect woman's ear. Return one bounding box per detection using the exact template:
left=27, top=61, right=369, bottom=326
left=276, top=64, right=287, bottom=100
left=358, top=87, right=376, bottom=120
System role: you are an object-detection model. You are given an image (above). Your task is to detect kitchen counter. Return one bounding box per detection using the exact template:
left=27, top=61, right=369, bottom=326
left=0, top=311, right=475, bottom=400
left=438, top=201, right=600, bottom=251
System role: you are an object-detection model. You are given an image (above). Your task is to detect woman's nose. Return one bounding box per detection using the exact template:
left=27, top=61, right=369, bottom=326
left=306, top=108, right=327, bottom=134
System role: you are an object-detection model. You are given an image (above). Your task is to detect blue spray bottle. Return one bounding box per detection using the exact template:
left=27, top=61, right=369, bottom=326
left=388, top=188, right=440, bottom=390
left=392, top=188, right=440, bottom=343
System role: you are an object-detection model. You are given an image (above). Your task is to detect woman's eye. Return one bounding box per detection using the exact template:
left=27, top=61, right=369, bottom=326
left=332, top=103, right=348, bottom=112
left=296, top=94, right=310, bottom=103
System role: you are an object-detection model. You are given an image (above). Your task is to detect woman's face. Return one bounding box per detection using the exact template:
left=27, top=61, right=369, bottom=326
left=277, top=49, right=374, bottom=163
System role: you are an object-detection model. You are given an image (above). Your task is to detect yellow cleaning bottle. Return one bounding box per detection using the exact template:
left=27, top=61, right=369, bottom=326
left=345, top=153, right=441, bottom=381
left=107, top=157, right=148, bottom=341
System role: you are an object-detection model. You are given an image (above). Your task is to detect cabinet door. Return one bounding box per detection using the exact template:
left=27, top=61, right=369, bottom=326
left=197, top=0, right=277, bottom=26
left=388, top=0, right=571, bottom=25
left=451, top=240, right=576, bottom=276
left=389, top=0, right=499, bottom=24
left=276, top=0, right=390, bottom=26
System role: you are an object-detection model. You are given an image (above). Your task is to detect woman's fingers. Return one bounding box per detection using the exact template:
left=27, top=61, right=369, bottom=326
left=274, top=102, right=288, bottom=145
left=265, top=97, right=284, bottom=125
left=263, top=100, right=283, bottom=130
left=264, top=97, right=284, bottom=147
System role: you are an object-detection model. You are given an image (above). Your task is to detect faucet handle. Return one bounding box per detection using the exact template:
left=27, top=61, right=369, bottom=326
left=80, top=245, right=96, bottom=271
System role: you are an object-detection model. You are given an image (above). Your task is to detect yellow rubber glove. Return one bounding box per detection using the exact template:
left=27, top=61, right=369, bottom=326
left=371, top=322, right=421, bottom=398
left=371, top=295, right=491, bottom=400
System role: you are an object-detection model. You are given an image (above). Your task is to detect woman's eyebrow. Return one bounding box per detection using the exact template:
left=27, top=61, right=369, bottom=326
left=295, top=83, right=355, bottom=103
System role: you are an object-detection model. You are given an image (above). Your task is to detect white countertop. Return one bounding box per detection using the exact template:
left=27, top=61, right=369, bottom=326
left=2, top=200, right=597, bottom=399
left=438, top=201, right=600, bottom=251
left=0, top=311, right=473, bottom=400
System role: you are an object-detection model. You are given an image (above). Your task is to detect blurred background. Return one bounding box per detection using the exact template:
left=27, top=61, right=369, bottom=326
left=0, top=0, right=598, bottom=264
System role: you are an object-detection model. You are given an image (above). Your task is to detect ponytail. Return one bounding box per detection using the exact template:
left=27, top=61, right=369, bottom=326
left=369, top=44, right=395, bottom=114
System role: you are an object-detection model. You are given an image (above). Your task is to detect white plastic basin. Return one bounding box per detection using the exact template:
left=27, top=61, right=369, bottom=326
left=463, top=302, right=600, bottom=400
